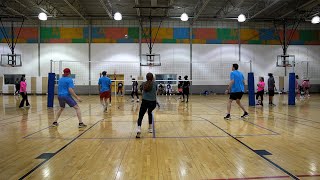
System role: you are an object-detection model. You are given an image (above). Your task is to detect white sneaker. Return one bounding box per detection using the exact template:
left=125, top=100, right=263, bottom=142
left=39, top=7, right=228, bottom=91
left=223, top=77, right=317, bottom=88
left=137, top=99, right=139, bottom=102
left=148, top=125, right=153, bottom=133
left=109, top=103, right=112, bottom=107
left=131, top=99, right=134, bottom=102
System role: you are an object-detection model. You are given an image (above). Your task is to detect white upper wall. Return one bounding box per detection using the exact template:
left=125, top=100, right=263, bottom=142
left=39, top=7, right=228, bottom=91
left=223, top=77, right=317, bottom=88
left=1, top=43, right=320, bottom=86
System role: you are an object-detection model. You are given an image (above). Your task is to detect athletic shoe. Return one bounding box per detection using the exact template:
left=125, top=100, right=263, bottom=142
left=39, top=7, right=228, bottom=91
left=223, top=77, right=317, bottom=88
left=104, top=106, right=108, bottom=112
left=148, top=128, right=153, bottom=133
left=109, top=103, right=112, bottom=107
left=224, top=114, right=231, bottom=120
left=52, top=122, right=59, bottom=126
left=136, top=132, right=141, bottom=138
left=78, top=123, right=87, bottom=128
left=131, top=99, right=134, bottom=102
left=181, top=100, right=185, bottom=102
left=137, top=99, right=140, bottom=102
left=241, top=112, right=249, bottom=119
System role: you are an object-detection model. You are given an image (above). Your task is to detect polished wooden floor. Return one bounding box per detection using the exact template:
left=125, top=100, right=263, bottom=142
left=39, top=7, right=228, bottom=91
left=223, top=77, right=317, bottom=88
left=0, top=94, right=320, bottom=180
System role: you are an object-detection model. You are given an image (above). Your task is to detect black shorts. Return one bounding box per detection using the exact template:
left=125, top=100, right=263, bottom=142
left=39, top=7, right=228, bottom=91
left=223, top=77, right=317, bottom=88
left=229, top=92, right=244, bottom=100
left=269, top=90, right=275, bottom=96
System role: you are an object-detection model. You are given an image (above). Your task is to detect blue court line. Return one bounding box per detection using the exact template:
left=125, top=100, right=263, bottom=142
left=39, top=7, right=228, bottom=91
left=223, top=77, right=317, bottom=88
left=19, top=118, right=103, bottom=180
left=22, top=104, right=101, bottom=138
left=195, top=115, right=299, bottom=180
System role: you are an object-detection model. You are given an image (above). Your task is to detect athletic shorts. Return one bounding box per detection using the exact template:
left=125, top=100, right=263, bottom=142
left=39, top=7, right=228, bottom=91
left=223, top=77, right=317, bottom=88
left=58, top=96, right=77, bottom=108
left=178, top=88, right=183, bottom=93
left=229, top=92, right=244, bottom=100
left=100, top=91, right=111, bottom=99
left=269, top=90, right=275, bottom=96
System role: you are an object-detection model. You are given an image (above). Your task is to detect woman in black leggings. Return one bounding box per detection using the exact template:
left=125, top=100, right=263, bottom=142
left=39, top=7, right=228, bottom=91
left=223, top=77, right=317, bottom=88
left=136, top=73, right=157, bottom=138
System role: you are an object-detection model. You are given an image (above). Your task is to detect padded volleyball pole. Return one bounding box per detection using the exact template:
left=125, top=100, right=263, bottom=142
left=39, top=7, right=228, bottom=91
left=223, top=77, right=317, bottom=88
left=47, top=73, right=55, bottom=108
left=288, top=72, right=295, bottom=105
left=248, top=72, right=255, bottom=106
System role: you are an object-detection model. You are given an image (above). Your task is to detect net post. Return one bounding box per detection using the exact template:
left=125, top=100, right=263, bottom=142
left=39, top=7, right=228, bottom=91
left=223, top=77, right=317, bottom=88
left=47, top=73, right=55, bottom=108
left=152, top=112, right=155, bottom=138
left=50, top=60, right=52, bottom=73
left=248, top=72, right=255, bottom=106
left=288, top=73, right=295, bottom=105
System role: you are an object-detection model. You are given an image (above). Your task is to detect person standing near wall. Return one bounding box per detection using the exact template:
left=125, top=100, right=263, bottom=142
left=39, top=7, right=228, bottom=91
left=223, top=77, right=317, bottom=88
left=224, top=64, right=248, bottom=120
left=14, top=78, right=20, bottom=96
left=182, top=75, right=190, bottom=103
left=52, top=68, right=87, bottom=128
left=256, top=77, right=265, bottom=106
left=136, top=73, right=157, bottom=138
left=268, top=73, right=276, bottom=106
left=98, top=71, right=112, bottom=111
left=19, top=76, right=30, bottom=108
left=177, top=76, right=183, bottom=99
left=131, top=78, right=139, bottom=102
left=117, top=81, right=124, bottom=96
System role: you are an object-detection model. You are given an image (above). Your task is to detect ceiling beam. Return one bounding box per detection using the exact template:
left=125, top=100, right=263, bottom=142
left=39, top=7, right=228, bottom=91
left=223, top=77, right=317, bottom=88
left=135, top=0, right=140, bottom=17
left=279, top=0, right=319, bottom=18
left=250, top=0, right=282, bottom=19
left=166, top=0, right=174, bottom=17
left=192, top=0, right=210, bottom=23
left=63, top=0, right=87, bottom=22
left=4, top=6, right=37, bottom=24
left=98, top=0, right=113, bottom=19
left=215, top=0, right=244, bottom=18
left=151, top=0, right=157, bottom=7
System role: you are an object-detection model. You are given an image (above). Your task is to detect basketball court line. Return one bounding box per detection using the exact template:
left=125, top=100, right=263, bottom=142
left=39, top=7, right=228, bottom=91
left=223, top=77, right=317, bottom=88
left=195, top=115, right=299, bottom=180
left=0, top=96, right=97, bottom=122
left=211, top=96, right=320, bottom=125
left=22, top=104, right=101, bottom=138
left=18, top=118, right=104, bottom=180
left=190, top=103, right=282, bottom=135
left=207, top=174, right=320, bottom=180
left=23, top=133, right=278, bottom=140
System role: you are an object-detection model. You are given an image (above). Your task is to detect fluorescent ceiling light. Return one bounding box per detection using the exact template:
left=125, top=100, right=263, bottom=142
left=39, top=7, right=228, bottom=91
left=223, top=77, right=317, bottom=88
left=38, top=12, right=47, bottom=21
left=180, top=13, right=189, bottom=21
left=238, top=14, right=246, bottom=22
left=311, top=16, right=320, bottom=24
left=114, top=12, right=122, bottom=21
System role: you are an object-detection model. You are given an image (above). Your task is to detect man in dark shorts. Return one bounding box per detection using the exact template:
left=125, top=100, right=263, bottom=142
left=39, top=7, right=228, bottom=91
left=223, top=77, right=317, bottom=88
left=99, top=71, right=112, bottom=111
left=117, top=81, right=123, bottom=96
left=268, top=73, right=276, bottom=106
left=52, top=68, right=87, bottom=128
left=224, top=64, right=249, bottom=120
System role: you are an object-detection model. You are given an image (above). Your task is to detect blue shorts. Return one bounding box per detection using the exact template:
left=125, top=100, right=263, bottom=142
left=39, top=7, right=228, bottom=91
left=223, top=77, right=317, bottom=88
left=58, top=96, right=77, bottom=108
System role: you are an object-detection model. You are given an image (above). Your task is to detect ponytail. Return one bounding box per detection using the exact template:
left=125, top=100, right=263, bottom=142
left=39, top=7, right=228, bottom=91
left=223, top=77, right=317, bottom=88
left=143, top=73, right=154, bottom=92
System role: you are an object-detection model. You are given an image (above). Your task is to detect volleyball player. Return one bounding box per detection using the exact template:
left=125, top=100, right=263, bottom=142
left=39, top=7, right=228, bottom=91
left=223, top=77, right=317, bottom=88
left=136, top=72, right=157, bottom=138
left=224, top=64, right=248, bottom=120
left=98, top=71, right=112, bottom=111
left=52, top=68, right=87, bottom=128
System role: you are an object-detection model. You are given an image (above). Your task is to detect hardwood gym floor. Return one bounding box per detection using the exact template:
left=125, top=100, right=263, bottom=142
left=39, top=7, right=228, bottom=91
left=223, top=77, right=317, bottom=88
left=0, top=94, right=319, bottom=180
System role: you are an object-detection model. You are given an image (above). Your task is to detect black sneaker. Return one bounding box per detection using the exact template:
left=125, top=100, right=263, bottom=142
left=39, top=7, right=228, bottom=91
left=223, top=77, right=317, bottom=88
left=241, top=112, right=249, bottom=119
left=52, top=122, right=59, bottom=127
left=224, top=114, right=231, bottom=120
left=78, top=123, right=87, bottom=128
left=136, top=132, right=141, bottom=138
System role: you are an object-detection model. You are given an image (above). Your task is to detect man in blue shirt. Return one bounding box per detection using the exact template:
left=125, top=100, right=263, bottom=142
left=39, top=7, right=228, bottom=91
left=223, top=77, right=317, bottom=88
left=98, top=71, right=112, bottom=111
left=53, top=68, right=87, bottom=128
left=224, top=64, right=249, bottom=120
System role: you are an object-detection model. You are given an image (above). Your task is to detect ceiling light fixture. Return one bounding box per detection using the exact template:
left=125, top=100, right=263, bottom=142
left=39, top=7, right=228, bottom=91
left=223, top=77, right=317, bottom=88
left=38, top=12, right=47, bottom=21
left=114, top=12, right=122, bottom=21
left=237, top=14, right=246, bottom=22
left=311, top=15, right=320, bottom=24
left=180, top=12, right=189, bottom=21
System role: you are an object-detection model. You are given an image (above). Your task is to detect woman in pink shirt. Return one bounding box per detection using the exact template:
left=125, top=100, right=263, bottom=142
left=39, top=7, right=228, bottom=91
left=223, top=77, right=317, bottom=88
left=256, top=77, right=265, bottom=106
left=19, top=76, right=30, bottom=108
